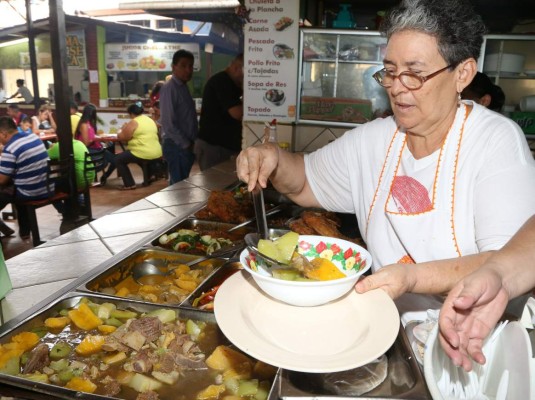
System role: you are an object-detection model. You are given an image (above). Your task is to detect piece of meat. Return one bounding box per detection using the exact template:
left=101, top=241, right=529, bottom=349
left=288, top=218, right=316, bottom=235
left=167, top=334, right=190, bottom=352
left=301, top=211, right=345, bottom=238
left=100, top=375, right=121, bottom=397
left=154, top=353, right=176, bottom=374
left=131, top=349, right=156, bottom=374
left=171, top=352, right=207, bottom=370
left=22, top=343, right=50, bottom=374
left=120, top=330, right=146, bottom=351
left=102, top=335, right=130, bottom=353
left=198, top=190, right=254, bottom=223
left=136, top=391, right=160, bottom=400
left=129, top=317, right=162, bottom=343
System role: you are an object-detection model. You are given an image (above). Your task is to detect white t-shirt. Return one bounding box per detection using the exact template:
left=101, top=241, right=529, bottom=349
left=306, top=102, right=535, bottom=321
left=305, top=102, right=535, bottom=268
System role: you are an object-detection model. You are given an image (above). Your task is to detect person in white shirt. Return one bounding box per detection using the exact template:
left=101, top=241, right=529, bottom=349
left=6, top=79, right=33, bottom=104
left=236, top=0, right=535, bottom=323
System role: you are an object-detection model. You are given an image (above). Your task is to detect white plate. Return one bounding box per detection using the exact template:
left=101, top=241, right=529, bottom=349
left=214, top=271, right=400, bottom=373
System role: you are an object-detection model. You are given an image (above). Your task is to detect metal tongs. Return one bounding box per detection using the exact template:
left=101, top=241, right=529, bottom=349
left=244, top=185, right=285, bottom=270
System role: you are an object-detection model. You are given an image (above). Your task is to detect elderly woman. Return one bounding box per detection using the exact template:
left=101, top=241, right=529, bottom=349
left=236, top=0, right=535, bottom=322
left=114, top=102, right=162, bottom=190
left=31, top=105, right=56, bottom=135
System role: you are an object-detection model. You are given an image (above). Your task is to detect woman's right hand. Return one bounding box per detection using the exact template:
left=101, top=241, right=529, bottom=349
left=236, top=143, right=280, bottom=192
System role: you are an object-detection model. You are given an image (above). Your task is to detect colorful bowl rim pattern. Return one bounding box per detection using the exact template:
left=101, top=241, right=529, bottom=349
left=245, top=237, right=367, bottom=277
left=296, top=238, right=366, bottom=272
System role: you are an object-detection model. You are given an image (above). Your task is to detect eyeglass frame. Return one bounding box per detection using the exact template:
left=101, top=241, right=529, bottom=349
left=373, top=64, right=454, bottom=90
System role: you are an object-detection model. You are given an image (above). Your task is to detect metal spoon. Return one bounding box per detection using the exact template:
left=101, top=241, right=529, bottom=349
left=132, top=242, right=245, bottom=284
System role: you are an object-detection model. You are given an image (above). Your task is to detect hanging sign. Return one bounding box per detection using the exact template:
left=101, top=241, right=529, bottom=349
left=104, top=42, right=201, bottom=72
left=243, top=0, right=299, bottom=123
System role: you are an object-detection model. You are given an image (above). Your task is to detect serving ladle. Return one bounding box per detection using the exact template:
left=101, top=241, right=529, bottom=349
left=132, top=242, right=244, bottom=284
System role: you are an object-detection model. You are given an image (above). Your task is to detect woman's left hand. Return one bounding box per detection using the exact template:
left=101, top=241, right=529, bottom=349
left=355, top=263, right=415, bottom=299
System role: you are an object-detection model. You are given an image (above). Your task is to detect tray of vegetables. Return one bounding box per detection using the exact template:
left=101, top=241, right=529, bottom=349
left=151, top=219, right=252, bottom=255
left=78, top=248, right=227, bottom=306
left=0, top=293, right=279, bottom=400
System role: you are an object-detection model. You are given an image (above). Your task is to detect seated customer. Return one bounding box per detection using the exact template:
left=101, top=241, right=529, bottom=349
left=70, top=100, right=82, bottom=136
left=0, top=117, right=50, bottom=240
left=47, top=139, right=94, bottom=213
left=17, top=117, right=33, bottom=134
left=114, top=102, right=162, bottom=190
left=75, top=103, right=115, bottom=181
left=6, top=104, right=27, bottom=127
left=31, top=105, right=57, bottom=135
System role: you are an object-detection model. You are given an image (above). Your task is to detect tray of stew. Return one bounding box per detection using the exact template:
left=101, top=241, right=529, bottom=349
left=79, top=248, right=228, bottom=306
left=0, top=294, right=279, bottom=400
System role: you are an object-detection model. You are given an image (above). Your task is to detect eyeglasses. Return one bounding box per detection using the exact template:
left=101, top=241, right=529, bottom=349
left=373, top=64, right=453, bottom=90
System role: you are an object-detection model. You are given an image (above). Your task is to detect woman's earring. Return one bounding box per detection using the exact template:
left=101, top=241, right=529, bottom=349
left=457, top=92, right=462, bottom=107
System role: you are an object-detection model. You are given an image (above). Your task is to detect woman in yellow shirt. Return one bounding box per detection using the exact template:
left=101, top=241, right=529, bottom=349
left=115, top=102, right=162, bottom=190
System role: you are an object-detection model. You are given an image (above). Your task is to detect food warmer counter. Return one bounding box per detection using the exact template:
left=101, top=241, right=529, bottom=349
left=0, top=182, right=431, bottom=399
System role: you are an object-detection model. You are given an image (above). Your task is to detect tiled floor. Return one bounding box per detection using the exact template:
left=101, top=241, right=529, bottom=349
left=0, top=163, right=200, bottom=260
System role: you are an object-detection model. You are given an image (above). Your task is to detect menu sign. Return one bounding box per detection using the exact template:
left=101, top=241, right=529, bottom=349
left=244, top=0, right=299, bottom=122
left=105, top=43, right=201, bottom=72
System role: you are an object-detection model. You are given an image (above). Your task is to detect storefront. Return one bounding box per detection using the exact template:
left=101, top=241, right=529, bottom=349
left=0, top=14, right=241, bottom=131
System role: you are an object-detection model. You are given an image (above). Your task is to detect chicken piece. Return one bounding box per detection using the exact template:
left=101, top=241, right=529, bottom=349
left=301, top=211, right=342, bottom=238
left=201, top=191, right=253, bottom=223
left=288, top=218, right=316, bottom=235
left=300, top=210, right=367, bottom=248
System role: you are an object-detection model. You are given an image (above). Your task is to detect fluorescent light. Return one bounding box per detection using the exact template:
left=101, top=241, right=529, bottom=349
left=120, top=1, right=240, bottom=10
left=0, top=38, right=29, bottom=48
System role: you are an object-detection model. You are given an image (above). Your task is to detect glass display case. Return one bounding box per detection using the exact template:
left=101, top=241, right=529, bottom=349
left=297, top=29, right=388, bottom=127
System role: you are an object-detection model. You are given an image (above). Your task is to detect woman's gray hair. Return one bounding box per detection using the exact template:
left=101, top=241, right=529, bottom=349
left=381, top=0, right=487, bottom=67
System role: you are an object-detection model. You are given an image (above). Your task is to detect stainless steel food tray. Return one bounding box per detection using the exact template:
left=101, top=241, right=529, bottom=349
left=0, top=292, right=279, bottom=400
left=149, top=218, right=254, bottom=249
left=276, top=323, right=431, bottom=399
left=77, top=247, right=228, bottom=306
left=180, top=260, right=243, bottom=311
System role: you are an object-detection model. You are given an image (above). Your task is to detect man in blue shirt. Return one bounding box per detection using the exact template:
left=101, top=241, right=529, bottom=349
left=0, top=117, right=49, bottom=239
left=159, top=50, right=198, bottom=184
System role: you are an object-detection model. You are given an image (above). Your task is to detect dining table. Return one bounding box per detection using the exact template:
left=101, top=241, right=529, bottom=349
left=94, top=132, right=126, bottom=151
left=37, top=132, right=58, bottom=142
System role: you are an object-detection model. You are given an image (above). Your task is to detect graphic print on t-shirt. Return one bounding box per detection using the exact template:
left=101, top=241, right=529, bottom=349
left=391, top=175, right=432, bottom=213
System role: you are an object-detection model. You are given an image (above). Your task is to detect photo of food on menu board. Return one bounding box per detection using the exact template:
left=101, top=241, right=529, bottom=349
left=274, top=16, right=293, bottom=31
left=273, top=44, right=294, bottom=59
left=264, top=89, right=286, bottom=106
